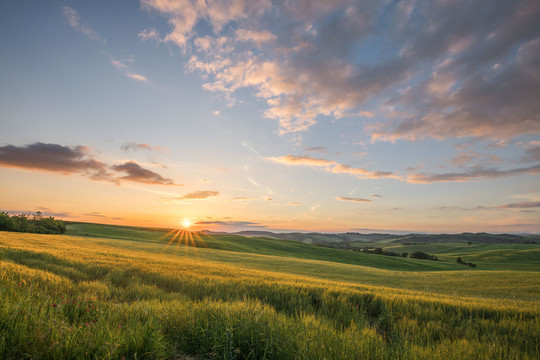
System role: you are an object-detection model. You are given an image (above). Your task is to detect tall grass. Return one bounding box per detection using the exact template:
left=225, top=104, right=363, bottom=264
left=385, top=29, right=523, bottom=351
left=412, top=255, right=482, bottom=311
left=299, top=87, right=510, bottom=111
left=1, top=231, right=538, bottom=359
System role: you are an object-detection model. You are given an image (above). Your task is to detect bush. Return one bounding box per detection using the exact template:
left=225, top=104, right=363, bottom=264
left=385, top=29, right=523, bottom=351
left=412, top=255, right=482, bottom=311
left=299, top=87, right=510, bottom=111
left=457, top=257, right=477, bottom=268
left=410, top=251, right=438, bottom=261
left=0, top=212, right=66, bottom=234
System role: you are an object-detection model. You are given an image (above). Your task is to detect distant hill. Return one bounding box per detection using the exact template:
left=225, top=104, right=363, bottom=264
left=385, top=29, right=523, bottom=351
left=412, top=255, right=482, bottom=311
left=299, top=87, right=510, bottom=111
left=202, top=230, right=540, bottom=244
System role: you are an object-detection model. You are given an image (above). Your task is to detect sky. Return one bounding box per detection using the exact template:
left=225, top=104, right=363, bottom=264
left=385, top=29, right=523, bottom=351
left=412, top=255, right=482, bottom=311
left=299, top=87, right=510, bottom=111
left=1, top=0, right=539, bottom=233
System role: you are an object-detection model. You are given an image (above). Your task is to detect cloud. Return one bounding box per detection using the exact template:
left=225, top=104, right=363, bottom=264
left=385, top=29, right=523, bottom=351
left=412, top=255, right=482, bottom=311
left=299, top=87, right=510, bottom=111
left=267, top=154, right=398, bottom=180
left=126, top=73, right=148, bottom=82
left=408, top=164, right=540, bottom=183
left=229, top=196, right=255, bottom=201
left=268, top=153, right=539, bottom=184
left=141, top=0, right=540, bottom=140
left=331, top=164, right=397, bottom=179
left=370, top=194, right=382, bottom=198
left=0, top=143, right=112, bottom=180
left=450, top=151, right=502, bottom=167
left=522, top=141, right=540, bottom=162
left=266, top=155, right=335, bottom=167
left=109, top=58, right=149, bottom=82
left=304, top=146, right=328, bottom=153
left=62, top=6, right=101, bottom=41
left=0, top=143, right=177, bottom=186
left=35, top=207, right=73, bottom=218
left=498, top=202, right=540, bottom=209
left=335, top=196, right=372, bottom=203
left=288, top=202, right=301, bottom=206
left=235, top=29, right=276, bottom=46
left=179, top=190, right=219, bottom=200
left=139, top=28, right=160, bottom=41
left=84, top=212, right=107, bottom=218
left=196, top=220, right=265, bottom=228
left=121, top=142, right=166, bottom=153
left=440, top=201, right=540, bottom=212
left=112, top=162, right=176, bottom=185
left=110, top=59, right=127, bottom=69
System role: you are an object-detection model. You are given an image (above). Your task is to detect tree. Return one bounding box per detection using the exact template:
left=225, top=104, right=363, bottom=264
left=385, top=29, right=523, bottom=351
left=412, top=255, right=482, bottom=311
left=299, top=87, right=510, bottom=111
left=0, top=212, right=66, bottom=234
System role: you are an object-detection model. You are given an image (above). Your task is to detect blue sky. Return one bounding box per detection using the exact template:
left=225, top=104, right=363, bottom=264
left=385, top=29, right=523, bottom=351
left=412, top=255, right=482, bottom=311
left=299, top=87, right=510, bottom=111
left=1, top=0, right=539, bottom=233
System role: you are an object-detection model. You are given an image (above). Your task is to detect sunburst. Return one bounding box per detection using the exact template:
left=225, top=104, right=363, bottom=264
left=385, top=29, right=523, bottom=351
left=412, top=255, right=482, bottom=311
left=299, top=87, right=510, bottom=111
left=160, top=224, right=212, bottom=254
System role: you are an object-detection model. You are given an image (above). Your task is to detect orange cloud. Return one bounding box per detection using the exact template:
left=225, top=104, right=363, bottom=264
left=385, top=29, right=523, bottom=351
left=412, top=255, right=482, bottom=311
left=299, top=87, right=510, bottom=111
left=335, top=196, right=372, bottom=203
left=266, top=155, right=335, bottom=167
left=267, top=154, right=398, bottom=180
left=179, top=190, right=219, bottom=200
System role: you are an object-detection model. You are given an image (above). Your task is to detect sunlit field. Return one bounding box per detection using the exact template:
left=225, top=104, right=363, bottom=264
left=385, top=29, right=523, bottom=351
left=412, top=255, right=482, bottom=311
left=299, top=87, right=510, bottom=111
left=1, top=225, right=539, bottom=359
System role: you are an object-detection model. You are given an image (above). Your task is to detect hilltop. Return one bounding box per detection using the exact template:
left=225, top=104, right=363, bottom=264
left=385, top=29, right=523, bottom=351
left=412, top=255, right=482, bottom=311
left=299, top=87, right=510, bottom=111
left=201, top=229, right=540, bottom=244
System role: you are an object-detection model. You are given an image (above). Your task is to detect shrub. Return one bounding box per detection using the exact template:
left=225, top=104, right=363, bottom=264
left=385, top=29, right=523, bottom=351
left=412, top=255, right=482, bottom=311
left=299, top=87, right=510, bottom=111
left=0, top=212, right=66, bottom=234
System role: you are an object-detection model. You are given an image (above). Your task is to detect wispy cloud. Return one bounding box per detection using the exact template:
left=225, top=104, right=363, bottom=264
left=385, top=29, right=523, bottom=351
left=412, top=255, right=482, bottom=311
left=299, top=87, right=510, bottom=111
left=110, top=58, right=149, bottom=82
left=112, top=162, right=175, bottom=185
left=522, top=141, right=540, bottom=162
left=229, top=196, right=255, bottom=202
left=62, top=6, right=101, bottom=41
left=304, top=146, right=328, bottom=153
left=498, top=202, right=540, bottom=209
left=35, top=207, right=73, bottom=218
left=179, top=190, right=219, bottom=200
left=266, top=155, right=335, bottom=167
left=267, top=154, right=398, bottom=180
left=139, top=28, right=160, bottom=42
left=439, top=201, right=540, bottom=211
left=121, top=142, right=166, bottom=153
left=196, top=220, right=265, bottom=228
left=0, top=143, right=177, bottom=186
left=335, top=196, right=372, bottom=203
left=331, top=164, right=397, bottom=179
left=408, top=164, right=540, bottom=183
left=126, top=73, right=148, bottom=82
left=450, top=151, right=502, bottom=168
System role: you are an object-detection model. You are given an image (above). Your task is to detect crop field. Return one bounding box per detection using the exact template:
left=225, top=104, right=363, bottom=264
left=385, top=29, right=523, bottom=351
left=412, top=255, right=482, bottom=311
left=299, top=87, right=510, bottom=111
left=1, top=224, right=539, bottom=359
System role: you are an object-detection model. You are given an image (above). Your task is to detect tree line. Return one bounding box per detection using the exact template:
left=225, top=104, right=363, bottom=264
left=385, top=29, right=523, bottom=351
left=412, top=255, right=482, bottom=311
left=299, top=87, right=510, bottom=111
left=357, top=247, right=439, bottom=261
left=0, top=212, right=66, bottom=234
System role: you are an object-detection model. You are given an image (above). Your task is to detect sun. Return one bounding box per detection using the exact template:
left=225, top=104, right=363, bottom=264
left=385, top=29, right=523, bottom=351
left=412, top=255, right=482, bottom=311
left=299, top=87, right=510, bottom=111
left=181, top=218, right=192, bottom=229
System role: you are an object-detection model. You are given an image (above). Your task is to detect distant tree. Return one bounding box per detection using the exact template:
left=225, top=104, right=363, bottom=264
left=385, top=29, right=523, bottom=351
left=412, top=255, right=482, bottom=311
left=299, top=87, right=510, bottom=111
left=0, top=212, right=13, bottom=231
left=410, top=251, right=438, bottom=261
left=0, top=212, right=66, bottom=234
left=401, top=252, right=408, bottom=258
left=456, top=257, right=463, bottom=264
left=375, top=247, right=383, bottom=255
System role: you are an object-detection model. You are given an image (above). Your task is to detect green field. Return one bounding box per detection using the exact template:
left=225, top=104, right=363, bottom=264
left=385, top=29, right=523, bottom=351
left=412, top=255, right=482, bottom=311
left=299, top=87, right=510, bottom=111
left=1, top=223, right=539, bottom=359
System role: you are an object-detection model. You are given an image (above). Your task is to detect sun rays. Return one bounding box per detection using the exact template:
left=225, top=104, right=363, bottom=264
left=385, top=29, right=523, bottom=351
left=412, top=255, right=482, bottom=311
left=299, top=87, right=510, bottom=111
left=160, top=228, right=212, bottom=254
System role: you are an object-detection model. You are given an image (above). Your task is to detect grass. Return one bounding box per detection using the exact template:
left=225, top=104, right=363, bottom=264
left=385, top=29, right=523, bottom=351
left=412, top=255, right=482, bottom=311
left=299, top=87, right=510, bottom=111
left=67, top=223, right=467, bottom=272
left=380, top=243, right=540, bottom=271
left=1, top=225, right=539, bottom=359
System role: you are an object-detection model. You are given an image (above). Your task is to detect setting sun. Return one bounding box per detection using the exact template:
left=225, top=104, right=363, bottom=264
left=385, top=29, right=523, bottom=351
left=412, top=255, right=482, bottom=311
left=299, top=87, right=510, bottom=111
left=181, top=218, right=191, bottom=229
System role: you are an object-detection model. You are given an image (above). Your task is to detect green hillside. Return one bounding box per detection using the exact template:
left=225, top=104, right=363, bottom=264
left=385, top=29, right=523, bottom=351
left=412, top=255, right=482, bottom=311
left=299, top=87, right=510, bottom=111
left=1, top=223, right=538, bottom=359
left=66, top=223, right=464, bottom=272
